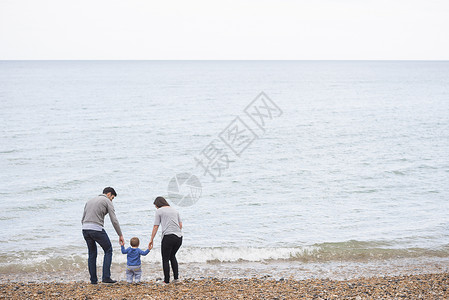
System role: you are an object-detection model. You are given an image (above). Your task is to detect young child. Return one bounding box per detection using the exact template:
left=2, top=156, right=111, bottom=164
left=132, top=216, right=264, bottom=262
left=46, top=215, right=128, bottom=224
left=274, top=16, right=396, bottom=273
left=121, top=237, right=150, bottom=283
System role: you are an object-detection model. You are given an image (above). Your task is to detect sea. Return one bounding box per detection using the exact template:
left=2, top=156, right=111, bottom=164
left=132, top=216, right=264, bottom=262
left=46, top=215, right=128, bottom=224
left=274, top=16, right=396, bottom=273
left=1, top=61, right=448, bottom=282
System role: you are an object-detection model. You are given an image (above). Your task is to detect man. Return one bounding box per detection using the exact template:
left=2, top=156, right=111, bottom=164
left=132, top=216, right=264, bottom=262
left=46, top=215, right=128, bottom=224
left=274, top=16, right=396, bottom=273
left=82, top=187, right=125, bottom=284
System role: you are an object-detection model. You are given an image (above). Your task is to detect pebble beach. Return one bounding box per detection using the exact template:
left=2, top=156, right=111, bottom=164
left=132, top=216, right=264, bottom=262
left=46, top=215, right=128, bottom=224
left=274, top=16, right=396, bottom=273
left=2, top=273, right=449, bottom=299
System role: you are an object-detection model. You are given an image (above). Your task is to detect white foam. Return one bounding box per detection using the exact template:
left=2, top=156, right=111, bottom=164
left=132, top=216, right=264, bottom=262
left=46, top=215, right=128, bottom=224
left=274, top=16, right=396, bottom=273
left=156, top=246, right=319, bottom=263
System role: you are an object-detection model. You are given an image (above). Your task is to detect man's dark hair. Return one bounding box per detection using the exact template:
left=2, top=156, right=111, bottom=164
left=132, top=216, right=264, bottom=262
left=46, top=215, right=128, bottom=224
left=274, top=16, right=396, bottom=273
left=154, top=196, right=170, bottom=208
left=103, top=187, right=117, bottom=196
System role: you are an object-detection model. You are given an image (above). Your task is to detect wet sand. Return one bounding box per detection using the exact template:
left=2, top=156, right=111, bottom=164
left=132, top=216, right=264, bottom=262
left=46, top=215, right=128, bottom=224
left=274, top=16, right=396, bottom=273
left=1, top=273, right=448, bottom=299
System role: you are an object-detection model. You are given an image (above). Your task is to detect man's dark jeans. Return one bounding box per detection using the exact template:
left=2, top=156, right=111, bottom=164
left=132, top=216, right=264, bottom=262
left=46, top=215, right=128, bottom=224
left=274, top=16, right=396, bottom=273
left=82, top=229, right=113, bottom=283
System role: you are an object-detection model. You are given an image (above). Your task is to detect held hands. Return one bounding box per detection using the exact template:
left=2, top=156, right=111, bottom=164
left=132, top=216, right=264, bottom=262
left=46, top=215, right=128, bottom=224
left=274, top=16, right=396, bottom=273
left=148, top=225, right=158, bottom=250
left=119, top=235, right=125, bottom=246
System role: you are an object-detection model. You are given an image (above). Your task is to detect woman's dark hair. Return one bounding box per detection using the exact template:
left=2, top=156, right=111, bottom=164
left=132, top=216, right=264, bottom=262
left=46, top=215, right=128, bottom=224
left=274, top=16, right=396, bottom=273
left=103, top=187, right=117, bottom=196
left=154, top=196, right=170, bottom=208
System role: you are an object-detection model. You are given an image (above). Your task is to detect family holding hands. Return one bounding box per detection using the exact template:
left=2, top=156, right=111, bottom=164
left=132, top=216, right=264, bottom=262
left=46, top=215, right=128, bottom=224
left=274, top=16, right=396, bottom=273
left=81, top=187, right=182, bottom=285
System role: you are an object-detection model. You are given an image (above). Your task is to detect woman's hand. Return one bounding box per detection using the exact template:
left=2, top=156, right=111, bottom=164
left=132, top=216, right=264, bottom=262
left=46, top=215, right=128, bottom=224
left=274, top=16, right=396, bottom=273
left=149, top=225, right=159, bottom=250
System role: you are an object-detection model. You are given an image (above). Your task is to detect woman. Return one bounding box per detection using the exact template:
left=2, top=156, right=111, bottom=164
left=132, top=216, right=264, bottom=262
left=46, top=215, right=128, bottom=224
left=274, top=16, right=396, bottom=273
left=149, top=196, right=183, bottom=284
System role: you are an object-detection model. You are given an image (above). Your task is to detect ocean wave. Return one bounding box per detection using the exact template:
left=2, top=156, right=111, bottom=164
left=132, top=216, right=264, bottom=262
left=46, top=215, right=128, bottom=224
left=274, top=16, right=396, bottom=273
left=288, top=240, right=449, bottom=262
left=1, top=241, right=449, bottom=273
left=180, top=241, right=449, bottom=263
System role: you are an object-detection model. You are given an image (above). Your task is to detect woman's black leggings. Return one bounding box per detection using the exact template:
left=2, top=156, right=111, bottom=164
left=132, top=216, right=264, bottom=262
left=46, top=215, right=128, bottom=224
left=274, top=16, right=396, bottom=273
left=161, top=234, right=183, bottom=283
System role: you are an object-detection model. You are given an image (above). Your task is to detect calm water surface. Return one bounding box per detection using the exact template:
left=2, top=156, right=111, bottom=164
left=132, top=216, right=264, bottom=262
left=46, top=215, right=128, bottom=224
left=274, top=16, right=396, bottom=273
left=0, top=61, right=448, bottom=279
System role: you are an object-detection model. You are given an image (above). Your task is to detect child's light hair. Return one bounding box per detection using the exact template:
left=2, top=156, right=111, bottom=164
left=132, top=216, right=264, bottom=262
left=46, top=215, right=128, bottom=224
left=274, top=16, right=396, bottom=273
left=130, top=237, right=140, bottom=247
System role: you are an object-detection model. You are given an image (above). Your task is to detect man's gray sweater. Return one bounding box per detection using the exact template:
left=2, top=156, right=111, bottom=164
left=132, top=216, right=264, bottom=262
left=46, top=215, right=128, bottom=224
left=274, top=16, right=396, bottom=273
left=82, top=194, right=123, bottom=236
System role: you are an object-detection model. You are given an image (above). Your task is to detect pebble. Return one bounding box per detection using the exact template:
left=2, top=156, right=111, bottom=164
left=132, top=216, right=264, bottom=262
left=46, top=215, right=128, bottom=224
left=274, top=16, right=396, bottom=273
left=1, top=273, right=449, bottom=299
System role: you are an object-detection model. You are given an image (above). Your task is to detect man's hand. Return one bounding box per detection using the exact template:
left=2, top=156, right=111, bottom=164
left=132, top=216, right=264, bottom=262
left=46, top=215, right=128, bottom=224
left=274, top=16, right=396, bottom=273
left=119, top=235, right=125, bottom=246
left=148, top=241, right=153, bottom=250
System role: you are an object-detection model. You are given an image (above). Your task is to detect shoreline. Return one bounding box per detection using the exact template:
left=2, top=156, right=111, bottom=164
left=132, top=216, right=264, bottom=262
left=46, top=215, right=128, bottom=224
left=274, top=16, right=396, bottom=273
left=1, top=273, right=449, bottom=299
left=2, top=256, right=449, bottom=283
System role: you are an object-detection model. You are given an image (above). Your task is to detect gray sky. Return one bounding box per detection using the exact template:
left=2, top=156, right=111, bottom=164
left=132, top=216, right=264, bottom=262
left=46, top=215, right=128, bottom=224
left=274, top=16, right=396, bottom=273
left=1, top=0, right=448, bottom=60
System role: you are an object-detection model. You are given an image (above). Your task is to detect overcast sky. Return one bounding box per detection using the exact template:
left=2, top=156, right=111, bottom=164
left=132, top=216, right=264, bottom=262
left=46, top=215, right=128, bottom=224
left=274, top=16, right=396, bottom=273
left=1, top=0, right=448, bottom=60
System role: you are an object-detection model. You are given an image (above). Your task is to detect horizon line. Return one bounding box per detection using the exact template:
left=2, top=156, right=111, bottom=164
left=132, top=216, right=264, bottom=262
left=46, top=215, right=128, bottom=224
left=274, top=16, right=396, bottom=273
left=1, top=59, right=448, bottom=62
